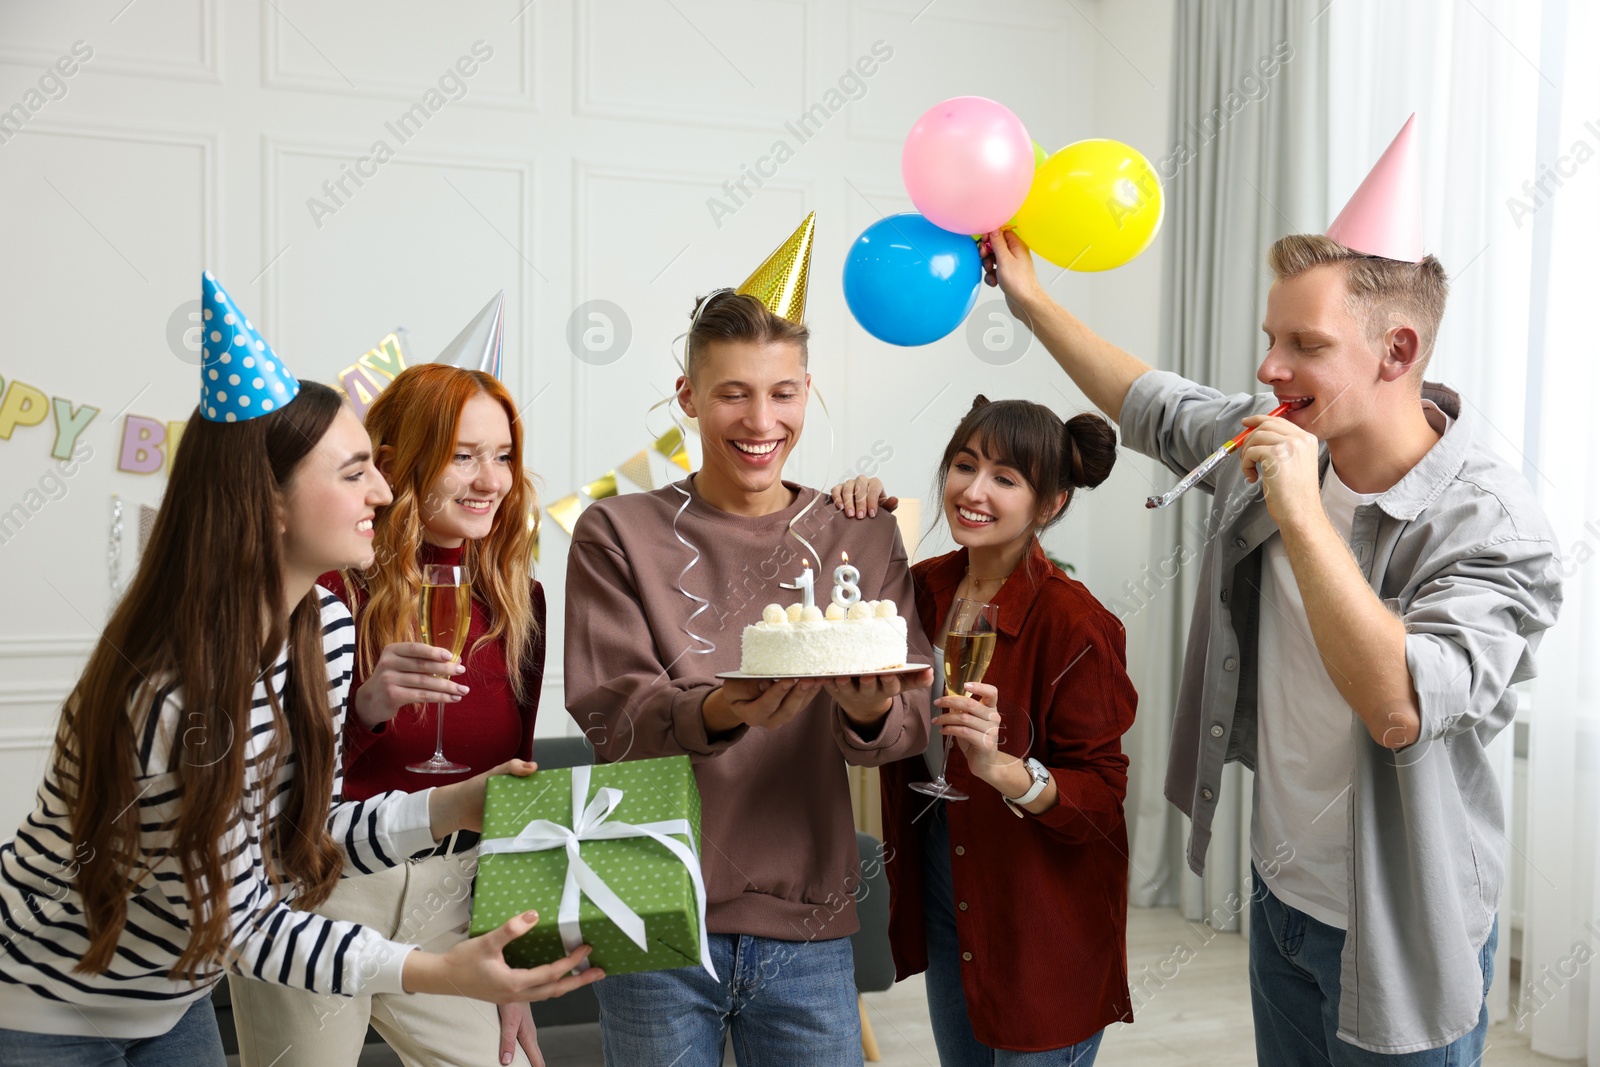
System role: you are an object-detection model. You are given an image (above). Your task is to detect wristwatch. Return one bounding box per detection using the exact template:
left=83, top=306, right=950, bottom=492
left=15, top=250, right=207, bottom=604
left=1003, top=758, right=1050, bottom=816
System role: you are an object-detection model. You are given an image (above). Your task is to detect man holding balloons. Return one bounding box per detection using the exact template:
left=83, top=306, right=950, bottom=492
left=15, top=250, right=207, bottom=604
left=976, top=117, right=1560, bottom=1065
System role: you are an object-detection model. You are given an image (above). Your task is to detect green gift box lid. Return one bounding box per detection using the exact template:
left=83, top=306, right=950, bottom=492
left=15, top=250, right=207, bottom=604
left=470, top=756, right=706, bottom=977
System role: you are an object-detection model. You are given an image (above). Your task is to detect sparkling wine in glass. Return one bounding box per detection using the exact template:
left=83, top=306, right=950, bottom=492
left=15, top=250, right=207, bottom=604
left=912, top=597, right=999, bottom=802
left=407, top=563, right=472, bottom=774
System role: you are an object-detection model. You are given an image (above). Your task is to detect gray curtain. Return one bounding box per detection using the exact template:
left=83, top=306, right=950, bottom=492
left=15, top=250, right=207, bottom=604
left=1124, top=0, right=1329, bottom=932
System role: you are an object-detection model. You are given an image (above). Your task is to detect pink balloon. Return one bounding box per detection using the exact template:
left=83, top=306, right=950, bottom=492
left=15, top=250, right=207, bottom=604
left=902, top=97, right=1034, bottom=235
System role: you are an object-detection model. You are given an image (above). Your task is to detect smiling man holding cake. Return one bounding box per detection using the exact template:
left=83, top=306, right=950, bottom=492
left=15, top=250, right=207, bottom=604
left=564, top=212, right=934, bottom=1066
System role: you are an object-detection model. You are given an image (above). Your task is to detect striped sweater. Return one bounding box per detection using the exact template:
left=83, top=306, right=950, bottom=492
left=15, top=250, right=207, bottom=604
left=0, top=587, right=438, bottom=1039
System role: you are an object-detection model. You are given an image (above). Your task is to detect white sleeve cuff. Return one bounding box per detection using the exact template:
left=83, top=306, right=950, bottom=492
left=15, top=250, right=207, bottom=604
left=382, top=788, right=440, bottom=860
left=355, top=938, right=418, bottom=996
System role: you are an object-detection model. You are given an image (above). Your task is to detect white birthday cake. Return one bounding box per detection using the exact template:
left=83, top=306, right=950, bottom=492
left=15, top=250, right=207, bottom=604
left=740, top=600, right=909, bottom=676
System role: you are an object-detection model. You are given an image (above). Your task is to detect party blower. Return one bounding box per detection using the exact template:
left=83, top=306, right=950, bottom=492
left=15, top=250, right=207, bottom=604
left=1145, top=400, right=1308, bottom=509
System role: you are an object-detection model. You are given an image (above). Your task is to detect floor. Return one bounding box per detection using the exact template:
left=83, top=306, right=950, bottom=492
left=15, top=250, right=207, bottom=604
left=310, top=907, right=1573, bottom=1066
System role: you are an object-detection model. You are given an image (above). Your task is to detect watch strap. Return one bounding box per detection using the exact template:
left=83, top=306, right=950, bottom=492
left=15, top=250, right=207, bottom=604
left=1003, top=758, right=1049, bottom=814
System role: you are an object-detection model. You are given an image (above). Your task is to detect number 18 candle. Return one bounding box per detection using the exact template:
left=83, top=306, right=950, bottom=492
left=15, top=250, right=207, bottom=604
left=832, top=552, right=861, bottom=609
left=783, top=559, right=816, bottom=609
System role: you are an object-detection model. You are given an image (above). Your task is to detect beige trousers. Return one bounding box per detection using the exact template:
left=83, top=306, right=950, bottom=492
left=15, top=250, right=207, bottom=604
left=229, top=849, right=532, bottom=1067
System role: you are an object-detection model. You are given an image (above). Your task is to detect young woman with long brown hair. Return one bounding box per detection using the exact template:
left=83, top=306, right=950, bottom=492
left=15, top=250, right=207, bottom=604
left=834, top=396, right=1137, bottom=1065
left=0, top=278, right=597, bottom=1066
left=228, top=362, right=552, bottom=1067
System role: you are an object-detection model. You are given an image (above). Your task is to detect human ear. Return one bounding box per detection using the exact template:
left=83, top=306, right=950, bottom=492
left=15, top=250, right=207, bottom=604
left=676, top=374, right=699, bottom=419
left=1379, top=324, right=1423, bottom=383
left=375, top=444, right=397, bottom=483
left=1040, top=489, right=1069, bottom=526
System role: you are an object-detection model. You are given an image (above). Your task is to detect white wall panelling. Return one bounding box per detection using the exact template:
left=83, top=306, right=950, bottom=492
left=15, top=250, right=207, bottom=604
left=259, top=136, right=535, bottom=393
left=845, top=1, right=1087, bottom=144
left=0, top=116, right=215, bottom=656
left=0, top=636, right=95, bottom=830
left=260, top=0, right=538, bottom=108
left=574, top=0, right=809, bottom=130
left=0, top=635, right=96, bottom=709
left=0, top=0, right=219, bottom=84
left=0, top=729, right=54, bottom=862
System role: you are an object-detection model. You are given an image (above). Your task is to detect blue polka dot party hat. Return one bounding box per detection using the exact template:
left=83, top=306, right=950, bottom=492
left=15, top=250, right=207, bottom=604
left=200, top=272, right=299, bottom=422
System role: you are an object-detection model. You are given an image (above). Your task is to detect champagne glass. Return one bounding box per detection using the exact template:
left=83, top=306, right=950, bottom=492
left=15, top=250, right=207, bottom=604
left=912, top=597, right=999, bottom=802
left=407, top=564, right=472, bottom=774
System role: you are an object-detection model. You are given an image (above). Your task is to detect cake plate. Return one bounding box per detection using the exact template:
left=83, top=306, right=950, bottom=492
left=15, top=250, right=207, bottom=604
left=714, top=663, right=932, bottom=681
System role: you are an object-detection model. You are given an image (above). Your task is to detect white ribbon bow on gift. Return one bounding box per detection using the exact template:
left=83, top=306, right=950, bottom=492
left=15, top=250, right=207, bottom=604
left=477, top=765, right=717, bottom=979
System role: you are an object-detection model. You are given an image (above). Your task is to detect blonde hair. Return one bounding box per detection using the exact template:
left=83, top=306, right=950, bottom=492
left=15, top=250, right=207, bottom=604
left=349, top=364, right=540, bottom=707
left=1268, top=234, right=1450, bottom=372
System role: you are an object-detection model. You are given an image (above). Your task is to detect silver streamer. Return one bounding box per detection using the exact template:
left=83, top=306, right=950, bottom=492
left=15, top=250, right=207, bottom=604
left=108, top=495, right=124, bottom=597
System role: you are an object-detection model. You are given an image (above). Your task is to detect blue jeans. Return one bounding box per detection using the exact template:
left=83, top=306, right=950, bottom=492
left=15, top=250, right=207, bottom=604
left=593, top=931, right=862, bottom=1067
left=0, top=997, right=225, bottom=1066
left=922, top=804, right=1104, bottom=1066
left=1249, top=866, right=1496, bottom=1065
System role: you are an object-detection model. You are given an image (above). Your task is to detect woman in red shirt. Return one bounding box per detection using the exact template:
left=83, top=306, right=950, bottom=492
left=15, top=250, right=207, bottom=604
left=835, top=395, right=1136, bottom=1064
left=230, top=363, right=550, bottom=1067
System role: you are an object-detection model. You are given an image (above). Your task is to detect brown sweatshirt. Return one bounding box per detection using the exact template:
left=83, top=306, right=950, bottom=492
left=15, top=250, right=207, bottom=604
left=564, top=476, right=933, bottom=942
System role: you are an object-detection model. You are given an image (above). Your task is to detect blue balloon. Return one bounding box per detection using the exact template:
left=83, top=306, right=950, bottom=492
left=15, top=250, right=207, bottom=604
left=842, top=213, right=983, bottom=346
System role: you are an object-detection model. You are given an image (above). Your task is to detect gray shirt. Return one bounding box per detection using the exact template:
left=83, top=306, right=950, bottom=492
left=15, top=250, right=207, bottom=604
left=1119, top=370, right=1562, bottom=1054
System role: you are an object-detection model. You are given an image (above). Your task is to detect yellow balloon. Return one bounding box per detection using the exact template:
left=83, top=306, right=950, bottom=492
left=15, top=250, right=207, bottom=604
left=1012, top=139, right=1164, bottom=272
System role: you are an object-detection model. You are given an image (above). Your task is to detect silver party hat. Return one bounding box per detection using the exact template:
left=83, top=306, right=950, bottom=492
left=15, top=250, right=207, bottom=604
left=435, top=291, right=505, bottom=378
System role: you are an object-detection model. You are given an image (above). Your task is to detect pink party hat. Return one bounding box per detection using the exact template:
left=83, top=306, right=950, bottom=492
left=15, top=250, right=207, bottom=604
left=1326, top=114, right=1424, bottom=263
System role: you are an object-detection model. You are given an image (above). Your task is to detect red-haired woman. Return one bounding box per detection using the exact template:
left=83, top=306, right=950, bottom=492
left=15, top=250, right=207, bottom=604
left=0, top=380, right=596, bottom=1067
left=229, top=363, right=551, bottom=1067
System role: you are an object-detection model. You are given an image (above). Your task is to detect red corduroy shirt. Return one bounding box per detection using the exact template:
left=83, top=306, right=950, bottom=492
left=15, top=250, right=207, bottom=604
left=880, top=539, right=1137, bottom=1051
left=319, top=540, right=545, bottom=799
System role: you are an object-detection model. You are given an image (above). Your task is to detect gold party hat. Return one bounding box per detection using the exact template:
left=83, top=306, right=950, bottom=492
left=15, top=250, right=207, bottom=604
left=735, top=211, right=815, bottom=325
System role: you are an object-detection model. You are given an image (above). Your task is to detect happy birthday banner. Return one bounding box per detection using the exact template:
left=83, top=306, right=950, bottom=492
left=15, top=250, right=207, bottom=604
left=337, top=330, right=409, bottom=421
left=0, top=331, right=414, bottom=476
left=0, top=375, right=101, bottom=462
left=2, top=335, right=695, bottom=558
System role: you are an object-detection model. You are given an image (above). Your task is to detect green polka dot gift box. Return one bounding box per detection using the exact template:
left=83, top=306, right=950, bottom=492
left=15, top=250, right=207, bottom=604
left=470, top=756, right=713, bottom=978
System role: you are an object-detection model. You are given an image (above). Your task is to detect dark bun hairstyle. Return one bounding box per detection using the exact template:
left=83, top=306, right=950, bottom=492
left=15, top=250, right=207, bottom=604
left=935, top=394, right=1117, bottom=532
left=1063, top=410, right=1117, bottom=491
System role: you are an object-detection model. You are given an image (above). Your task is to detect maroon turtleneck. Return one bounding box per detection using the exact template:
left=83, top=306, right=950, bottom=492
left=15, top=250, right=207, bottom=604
left=318, top=540, right=546, bottom=798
